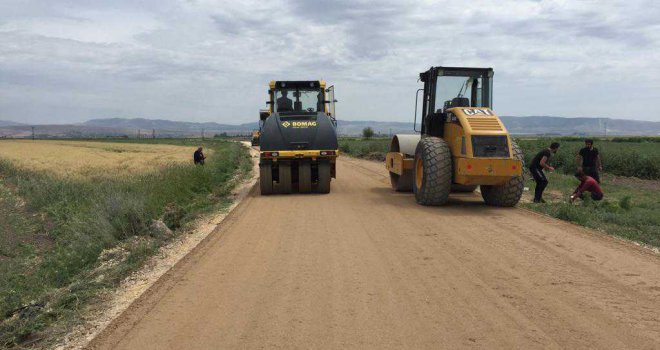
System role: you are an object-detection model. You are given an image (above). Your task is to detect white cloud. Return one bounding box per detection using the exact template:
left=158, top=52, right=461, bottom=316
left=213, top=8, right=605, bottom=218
left=0, top=0, right=659, bottom=124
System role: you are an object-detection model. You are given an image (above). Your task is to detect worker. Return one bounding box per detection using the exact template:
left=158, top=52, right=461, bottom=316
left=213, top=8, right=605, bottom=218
left=570, top=170, right=604, bottom=202
left=529, top=142, right=560, bottom=203
left=193, top=147, right=205, bottom=165
left=276, top=90, right=293, bottom=112
left=576, top=138, right=602, bottom=183
left=317, top=91, right=325, bottom=112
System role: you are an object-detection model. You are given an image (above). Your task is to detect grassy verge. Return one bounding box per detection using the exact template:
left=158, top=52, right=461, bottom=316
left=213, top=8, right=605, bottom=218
left=0, top=139, right=252, bottom=349
left=521, top=172, right=660, bottom=248
left=339, top=137, right=389, bottom=160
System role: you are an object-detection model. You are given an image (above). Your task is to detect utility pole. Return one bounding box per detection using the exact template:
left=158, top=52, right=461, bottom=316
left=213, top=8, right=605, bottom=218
left=152, top=128, right=156, bottom=139
left=31, top=126, right=35, bottom=140
left=137, top=129, right=140, bottom=139
left=201, top=128, right=205, bottom=140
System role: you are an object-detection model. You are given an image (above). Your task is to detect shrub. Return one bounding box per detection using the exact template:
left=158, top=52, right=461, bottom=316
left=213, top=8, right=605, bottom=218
left=362, top=127, right=374, bottom=139
left=619, top=196, right=632, bottom=210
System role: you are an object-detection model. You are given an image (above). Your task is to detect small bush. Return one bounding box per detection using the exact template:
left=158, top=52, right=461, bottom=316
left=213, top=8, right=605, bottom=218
left=163, top=203, right=187, bottom=230
left=362, top=127, right=374, bottom=139
left=619, top=196, right=632, bottom=210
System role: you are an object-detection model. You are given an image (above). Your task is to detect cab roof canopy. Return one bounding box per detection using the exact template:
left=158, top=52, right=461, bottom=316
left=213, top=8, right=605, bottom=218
left=420, top=66, right=493, bottom=82
left=269, top=80, right=326, bottom=89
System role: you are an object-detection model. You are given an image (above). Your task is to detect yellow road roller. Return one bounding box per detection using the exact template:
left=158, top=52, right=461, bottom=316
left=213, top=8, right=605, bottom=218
left=386, top=66, right=524, bottom=206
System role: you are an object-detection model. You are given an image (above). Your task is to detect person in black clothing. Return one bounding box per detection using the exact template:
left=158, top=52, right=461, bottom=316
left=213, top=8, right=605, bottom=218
left=193, top=147, right=205, bottom=165
left=576, top=138, right=602, bottom=183
left=276, top=90, right=293, bottom=112
left=317, top=91, right=325, bottom=112
left=529, top=142, right=560, bottom=203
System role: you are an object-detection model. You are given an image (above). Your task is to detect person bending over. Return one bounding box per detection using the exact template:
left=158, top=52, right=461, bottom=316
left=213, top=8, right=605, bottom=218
left=571, top=170, right=604, bottom=202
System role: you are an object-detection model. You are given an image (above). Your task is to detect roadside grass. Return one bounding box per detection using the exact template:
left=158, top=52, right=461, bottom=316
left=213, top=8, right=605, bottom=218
left=521, top=172, right=660, bottom=248
left=339, top=137, right=389, bottom=160
left=0, top=139, right=252, bottom=349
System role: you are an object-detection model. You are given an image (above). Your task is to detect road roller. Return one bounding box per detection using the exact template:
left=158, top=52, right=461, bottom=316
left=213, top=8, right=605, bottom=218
left=258, top=80, right=339, bottom=195
left=386, top=66, right=524, bottom=206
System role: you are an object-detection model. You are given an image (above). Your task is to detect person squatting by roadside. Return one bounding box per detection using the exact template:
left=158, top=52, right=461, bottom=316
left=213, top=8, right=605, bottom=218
left=570, top=169, right=604, bottom=202
left=529, top=142, right=560, bottom=203
left=193, top=147, right=206, bottom=165
left=576, top=138, right=602, bottom=183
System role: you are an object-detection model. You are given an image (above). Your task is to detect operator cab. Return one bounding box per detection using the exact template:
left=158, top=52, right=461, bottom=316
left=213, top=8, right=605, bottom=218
left=270, top=81, right=328, bottom=116
left=436, top=68, right=493, bottom=112
left=418, top=67, right=493, bottom=137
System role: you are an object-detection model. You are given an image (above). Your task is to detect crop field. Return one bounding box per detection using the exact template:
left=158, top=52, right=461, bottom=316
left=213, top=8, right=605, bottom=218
left=0, top=140, right=197, bottom=178
left=0, top=139, right=251, bottom=348
left=516, top=138, right=660, bottom=179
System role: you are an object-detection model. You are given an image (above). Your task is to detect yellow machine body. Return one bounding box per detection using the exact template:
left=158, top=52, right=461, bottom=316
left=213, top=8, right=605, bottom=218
left=386, top=107, right=521, bottom=186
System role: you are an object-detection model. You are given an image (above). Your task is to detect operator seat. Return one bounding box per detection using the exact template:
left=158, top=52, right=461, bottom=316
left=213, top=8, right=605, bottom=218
left=450, top=97, right=470, bottom=108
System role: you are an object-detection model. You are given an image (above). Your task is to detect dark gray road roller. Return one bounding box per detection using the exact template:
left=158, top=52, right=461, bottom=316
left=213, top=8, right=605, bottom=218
left=258, top=80, right=339, bottom=195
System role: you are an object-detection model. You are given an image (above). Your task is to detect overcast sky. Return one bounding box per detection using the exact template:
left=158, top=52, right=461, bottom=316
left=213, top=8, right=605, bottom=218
left=1, top=0, right=659, bottom=124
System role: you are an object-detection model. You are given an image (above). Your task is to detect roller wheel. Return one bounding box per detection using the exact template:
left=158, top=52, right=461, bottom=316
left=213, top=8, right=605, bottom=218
left=451, top=184, right=478, bottom=193
left=481, top=141, right=525, bottom=207
left=259, top=162, right=273, bottom=195
left=316, top=160, right=331, bottom=194
left=278, top=162, right=292, bottom=194
left=298, top=161, right=312, bottom=193
left=390, top=170, right=414, bottom=192
left=413, top=137, right=452, bottom=206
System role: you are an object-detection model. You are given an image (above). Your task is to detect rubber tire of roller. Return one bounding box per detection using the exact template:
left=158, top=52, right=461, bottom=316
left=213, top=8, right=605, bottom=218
left=298, top=160, right=312, bottom=193
left=316, top=160, right=331, bottom=194
left=278, top=162, right=292, bottom=194
left=259, top=163, right=273, bottom=195
left=413, top=137, right=452, bottom=206
left=480, top=141, right=525, bottom=207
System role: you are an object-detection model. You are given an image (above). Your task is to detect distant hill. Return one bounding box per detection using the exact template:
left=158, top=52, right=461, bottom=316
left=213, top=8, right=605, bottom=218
left=1, top=116, right=659, bottom=138
left=82, top=118, right=255, bottom=133
left=338, top=117, right=660, bottom=136
left=499, top=116, right=660, bottom=136
left=0, top=120, right=24, bottom=127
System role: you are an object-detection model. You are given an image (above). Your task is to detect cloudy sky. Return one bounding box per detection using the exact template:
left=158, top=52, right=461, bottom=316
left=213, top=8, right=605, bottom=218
left=1, top=0, right=659, bottom=124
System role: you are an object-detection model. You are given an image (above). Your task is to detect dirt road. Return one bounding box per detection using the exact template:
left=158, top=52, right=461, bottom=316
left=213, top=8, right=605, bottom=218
left=87, top=157, right=660, bottom=349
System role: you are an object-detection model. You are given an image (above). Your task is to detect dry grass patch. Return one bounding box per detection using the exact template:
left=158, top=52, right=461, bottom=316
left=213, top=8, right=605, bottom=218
left=0, top=140, right=201, bottom=178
